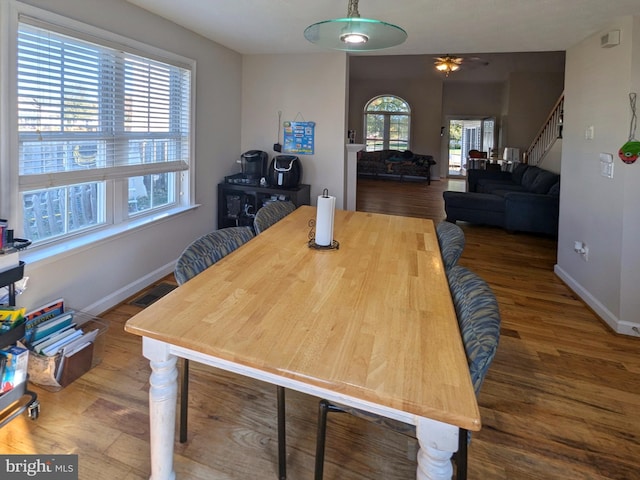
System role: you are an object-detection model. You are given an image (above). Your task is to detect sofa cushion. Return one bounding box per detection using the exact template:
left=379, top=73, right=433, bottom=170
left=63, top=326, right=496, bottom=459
left=529, top=169, right=560, bottom=194
left=510, top=163, right=530, bottom=184
left=520, top=166, right=543, bottom=190
left=481, top=183, right=526, bottom=195
left=547, top=181, right=560, bottom=196
left=443, top=191, right=505, bottom=227
left=489, top=188, right=526, bottom=197
left=476, top=178, right=520, bottom=193
left=443, top=191, right=505, bottom=212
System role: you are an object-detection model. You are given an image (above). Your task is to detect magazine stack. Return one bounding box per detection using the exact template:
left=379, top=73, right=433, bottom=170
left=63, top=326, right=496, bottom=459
left=21, top=299, right=108, bottom=391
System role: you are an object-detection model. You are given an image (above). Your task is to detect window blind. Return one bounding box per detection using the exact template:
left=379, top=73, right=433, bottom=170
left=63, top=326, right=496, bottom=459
left=17, top=19, right=191, bottom=190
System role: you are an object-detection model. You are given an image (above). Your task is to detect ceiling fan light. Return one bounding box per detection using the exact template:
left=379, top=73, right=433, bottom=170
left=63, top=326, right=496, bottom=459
left=435, top=56, right=463, bottom=76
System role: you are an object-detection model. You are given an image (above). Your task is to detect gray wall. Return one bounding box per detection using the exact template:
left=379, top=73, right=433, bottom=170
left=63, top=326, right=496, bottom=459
left=555, top=15, right=640, bottom=336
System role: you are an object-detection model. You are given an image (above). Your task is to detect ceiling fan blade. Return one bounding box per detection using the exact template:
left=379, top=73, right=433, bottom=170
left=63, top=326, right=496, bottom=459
left=435, top=55, right=463, bottom=63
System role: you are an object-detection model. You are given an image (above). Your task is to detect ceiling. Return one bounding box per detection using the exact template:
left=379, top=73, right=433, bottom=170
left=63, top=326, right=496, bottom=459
left=125, top=0, right=640, bottom=56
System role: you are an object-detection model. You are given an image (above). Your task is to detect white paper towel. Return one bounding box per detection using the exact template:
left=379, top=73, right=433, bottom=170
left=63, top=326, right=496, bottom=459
left=315, top=193, right=335, bottom=246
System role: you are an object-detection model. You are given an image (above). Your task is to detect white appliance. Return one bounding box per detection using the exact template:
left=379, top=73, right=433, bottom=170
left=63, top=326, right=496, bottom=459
left=503, top=147, right=520, bottom=163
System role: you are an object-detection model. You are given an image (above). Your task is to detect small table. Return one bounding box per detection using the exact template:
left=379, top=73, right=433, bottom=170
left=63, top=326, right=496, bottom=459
left=125, top=206, right=480, bottom=480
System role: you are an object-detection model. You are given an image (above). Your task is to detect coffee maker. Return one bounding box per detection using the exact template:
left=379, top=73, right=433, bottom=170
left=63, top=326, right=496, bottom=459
left=240, top=150, right=268, bottom=180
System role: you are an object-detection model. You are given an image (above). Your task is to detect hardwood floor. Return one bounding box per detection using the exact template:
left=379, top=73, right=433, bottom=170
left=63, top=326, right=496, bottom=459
left=1, top=177, right=638, bottom=480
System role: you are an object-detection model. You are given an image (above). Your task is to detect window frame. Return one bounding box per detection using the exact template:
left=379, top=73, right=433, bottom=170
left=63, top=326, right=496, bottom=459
left=363, top=95, right=411, bottom=152
left=1, top=1, right=196, bottom=251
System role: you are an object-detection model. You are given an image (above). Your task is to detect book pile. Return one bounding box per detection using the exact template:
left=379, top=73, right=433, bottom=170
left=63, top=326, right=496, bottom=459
left=23, top=299, right=99, bottom=387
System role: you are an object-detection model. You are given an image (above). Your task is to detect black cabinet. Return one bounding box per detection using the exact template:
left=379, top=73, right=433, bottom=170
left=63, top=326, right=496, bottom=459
left=218, top=183, right=311, bottom=229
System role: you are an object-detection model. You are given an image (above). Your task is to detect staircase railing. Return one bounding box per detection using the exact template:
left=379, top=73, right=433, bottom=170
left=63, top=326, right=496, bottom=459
left=525, top=92, right=564, bottom=166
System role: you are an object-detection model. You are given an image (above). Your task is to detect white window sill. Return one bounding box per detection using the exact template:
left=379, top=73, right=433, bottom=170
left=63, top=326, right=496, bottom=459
left=21, top=204, right=200, bottom=268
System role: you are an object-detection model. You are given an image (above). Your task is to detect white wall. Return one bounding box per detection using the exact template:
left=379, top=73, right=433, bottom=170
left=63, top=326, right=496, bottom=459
left=555, top=16, right=640, bottom=336
left=6, top=0, right=243, bottom=314
left=241, top=54, right=348, bottom=208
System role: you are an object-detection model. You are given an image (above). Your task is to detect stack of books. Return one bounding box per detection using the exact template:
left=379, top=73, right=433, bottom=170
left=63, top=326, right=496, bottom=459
left=24, top=299, right=99, bottom=386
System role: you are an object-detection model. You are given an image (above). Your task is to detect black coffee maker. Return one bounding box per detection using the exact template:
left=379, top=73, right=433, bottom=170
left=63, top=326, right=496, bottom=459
left=240, top=150, right=268, bottom=180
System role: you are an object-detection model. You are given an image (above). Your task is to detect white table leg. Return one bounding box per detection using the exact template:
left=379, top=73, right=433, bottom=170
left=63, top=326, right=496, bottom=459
left=143, top=337, right=178, bottom=480
left=415, top=417, right=459, bottom=480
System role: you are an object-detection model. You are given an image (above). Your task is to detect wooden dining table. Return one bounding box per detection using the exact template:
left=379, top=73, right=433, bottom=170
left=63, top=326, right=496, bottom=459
left=125, top=205, right=480, bottom=480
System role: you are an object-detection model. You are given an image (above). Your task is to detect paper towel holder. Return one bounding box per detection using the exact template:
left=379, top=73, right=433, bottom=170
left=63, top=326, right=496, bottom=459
left=308, top=220, right=339, bottom=250
left=308, top=189, right=339, bottom=250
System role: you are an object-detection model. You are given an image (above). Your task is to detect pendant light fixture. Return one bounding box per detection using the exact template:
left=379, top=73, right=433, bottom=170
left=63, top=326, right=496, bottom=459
left=304, top=0, right=407, bottom=52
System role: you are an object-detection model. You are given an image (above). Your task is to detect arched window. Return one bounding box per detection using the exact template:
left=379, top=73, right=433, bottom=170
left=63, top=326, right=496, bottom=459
left=364, top=95, right=411, bottom=151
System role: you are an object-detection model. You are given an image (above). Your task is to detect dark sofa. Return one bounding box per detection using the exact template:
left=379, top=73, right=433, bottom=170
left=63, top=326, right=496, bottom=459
left=357, top=149, right=436, bottom=184
left=443, top=163, right=560, bottom=236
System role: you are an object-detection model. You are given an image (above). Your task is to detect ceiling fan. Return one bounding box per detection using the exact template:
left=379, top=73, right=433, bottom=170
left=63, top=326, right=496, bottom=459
left=434, top=55, right=488, bottom=76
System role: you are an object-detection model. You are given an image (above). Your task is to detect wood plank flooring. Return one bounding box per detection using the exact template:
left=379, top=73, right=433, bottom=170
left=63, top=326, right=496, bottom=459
left=1, top=177, right=638, bottom=480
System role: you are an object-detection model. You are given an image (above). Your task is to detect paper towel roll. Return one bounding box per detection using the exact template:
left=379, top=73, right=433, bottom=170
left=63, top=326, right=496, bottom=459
left=315, top=193, right=335, bottom=246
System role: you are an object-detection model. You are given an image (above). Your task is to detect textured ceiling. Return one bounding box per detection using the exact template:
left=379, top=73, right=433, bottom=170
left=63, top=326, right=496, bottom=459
left=125, top=0, right=640, bottom=56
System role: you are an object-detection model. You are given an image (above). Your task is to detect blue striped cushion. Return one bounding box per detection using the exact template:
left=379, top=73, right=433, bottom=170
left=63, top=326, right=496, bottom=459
left=446, top=265, right=501, bottom=394
left=253, top=201, right=296, bottom=234
left=436, top=221, right=465, bottom=270
left=174, top=226, right=254, bottom=285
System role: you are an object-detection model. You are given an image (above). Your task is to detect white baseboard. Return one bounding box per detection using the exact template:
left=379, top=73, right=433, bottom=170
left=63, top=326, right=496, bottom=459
left=554, top=264, right=640, bottom=337
left=81, top=262, right=176, bottom=316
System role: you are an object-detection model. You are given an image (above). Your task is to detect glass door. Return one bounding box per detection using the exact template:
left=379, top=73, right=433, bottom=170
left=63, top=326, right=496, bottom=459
left=447, top=117, right=495, bottom=177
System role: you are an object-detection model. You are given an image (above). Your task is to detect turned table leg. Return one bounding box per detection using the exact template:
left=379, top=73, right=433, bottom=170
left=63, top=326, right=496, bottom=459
left=415, top=417, right=459, bottom=480
left=143, top=338, right=178, bottom=480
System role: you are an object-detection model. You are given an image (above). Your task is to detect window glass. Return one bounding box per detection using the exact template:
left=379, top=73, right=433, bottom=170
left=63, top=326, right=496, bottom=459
left=16, top=17, right=191, bottom=244
left=364, top=96, right=410, bottom=152
left=22, top=183, right=104, bottom=243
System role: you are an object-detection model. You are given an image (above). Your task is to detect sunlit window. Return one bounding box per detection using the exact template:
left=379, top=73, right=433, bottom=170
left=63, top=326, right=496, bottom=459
left=15, top=16, right=192, bottom=244
left=364, top=95, right=410, bottom=152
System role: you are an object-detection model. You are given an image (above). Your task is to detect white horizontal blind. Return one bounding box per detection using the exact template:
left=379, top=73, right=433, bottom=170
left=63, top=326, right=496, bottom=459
left=17, top=19, right=191, bottom=190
